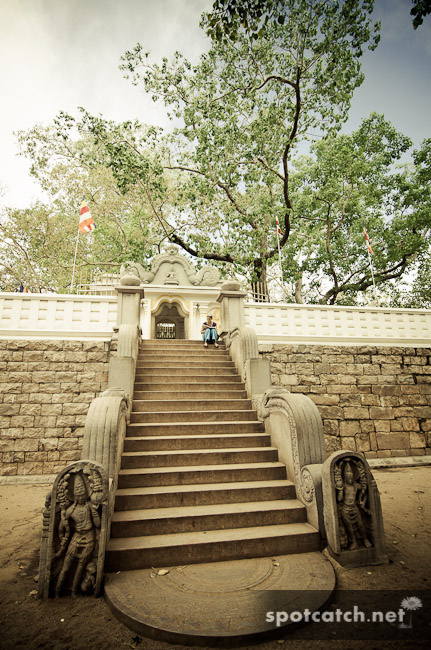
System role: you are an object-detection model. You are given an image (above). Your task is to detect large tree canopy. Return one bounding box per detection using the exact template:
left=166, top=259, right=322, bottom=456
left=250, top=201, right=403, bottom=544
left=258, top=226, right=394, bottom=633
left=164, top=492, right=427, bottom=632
left=282, top=117, right=430, bottom=304
left=207, top=0, right=430, bottom=35
left=9, top=0, right=431, bottom=306
left=3, top=125, right=171, bottom=292
left=106, top=0, right=381, bottom=283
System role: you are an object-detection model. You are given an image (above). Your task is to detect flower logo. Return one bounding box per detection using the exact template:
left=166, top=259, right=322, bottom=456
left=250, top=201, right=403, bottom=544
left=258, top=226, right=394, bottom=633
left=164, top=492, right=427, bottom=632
left=399, top=596, right=423, bottom=629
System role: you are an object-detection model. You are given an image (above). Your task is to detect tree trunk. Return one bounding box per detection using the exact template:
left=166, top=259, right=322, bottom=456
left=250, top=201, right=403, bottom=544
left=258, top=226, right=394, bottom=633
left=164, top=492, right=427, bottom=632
left=252, top=260, right=269, bottom=302
left=294, top=273, right=304, bottom=304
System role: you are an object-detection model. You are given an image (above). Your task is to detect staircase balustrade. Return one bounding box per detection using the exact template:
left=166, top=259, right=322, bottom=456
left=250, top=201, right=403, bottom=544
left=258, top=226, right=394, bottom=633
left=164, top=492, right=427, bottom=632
left=38, top=280, right=144, bottom=597
left=219, top=283, right=386, bottom=560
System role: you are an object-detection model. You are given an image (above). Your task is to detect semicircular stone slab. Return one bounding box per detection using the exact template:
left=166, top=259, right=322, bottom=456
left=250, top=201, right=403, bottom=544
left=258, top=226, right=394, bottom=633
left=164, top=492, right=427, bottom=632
left=104, top=552, right=335, bottom=646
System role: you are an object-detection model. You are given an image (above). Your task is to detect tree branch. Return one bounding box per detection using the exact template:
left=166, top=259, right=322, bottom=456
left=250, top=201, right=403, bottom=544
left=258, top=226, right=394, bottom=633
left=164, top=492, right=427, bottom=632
left=170, top=232, right=236, bottom=263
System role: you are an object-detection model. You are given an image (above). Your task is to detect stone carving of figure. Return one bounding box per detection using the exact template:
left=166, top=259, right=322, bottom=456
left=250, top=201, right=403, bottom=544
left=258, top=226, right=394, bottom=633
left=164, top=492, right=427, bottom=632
left=164, top=265, right=179, bottom=285
left=80, top=561, right=97, bottom=593
left=54, top=471, right=102, bottom=597
left=335, top=459, right=372, bottom=551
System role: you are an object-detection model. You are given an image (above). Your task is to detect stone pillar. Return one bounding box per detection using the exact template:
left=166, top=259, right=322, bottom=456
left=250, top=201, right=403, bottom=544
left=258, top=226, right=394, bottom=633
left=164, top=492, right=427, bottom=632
left=109, top=276, right=144, bottom=405
left=115, top=274, right=145, bottom=328
left=216, top=281, right=247, bottom=338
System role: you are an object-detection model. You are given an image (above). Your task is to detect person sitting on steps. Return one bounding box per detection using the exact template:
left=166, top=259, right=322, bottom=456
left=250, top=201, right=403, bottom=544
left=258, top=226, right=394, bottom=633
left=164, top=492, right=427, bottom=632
left=201, top=314, right=219, bottom=348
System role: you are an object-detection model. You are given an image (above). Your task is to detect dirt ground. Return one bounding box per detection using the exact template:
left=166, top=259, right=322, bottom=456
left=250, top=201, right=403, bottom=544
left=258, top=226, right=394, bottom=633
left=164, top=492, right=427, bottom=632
left=0, top=466, right=430, bottom=650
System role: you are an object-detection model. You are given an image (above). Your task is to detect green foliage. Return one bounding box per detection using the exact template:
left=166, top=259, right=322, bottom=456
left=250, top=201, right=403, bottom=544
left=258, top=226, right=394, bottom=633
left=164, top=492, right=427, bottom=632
left=411, top=0, right=431, bottom=29
left=282, top=123, right=430, bottom=304
left=7, top=123, right=167, bottom=292
left=388, top=247, right=431, bottom=308
left=10, top=2, right=430, bottom=306
left=0, top=203, right=76, bottom=292
left=206, top=0, right=281, bottom=42
left=117, top=0, right=380, bottom=282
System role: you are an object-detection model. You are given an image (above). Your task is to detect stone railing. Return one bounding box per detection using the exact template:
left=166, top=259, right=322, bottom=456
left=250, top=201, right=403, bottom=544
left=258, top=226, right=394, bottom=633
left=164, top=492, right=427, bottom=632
left=218, top=282, right=387, bottom=566
left=38, top=279, right=144, bottom=598
left=3, top=291, right=430, bottom=347
left=0, top=293, right=117, bottom=339
left=245, top=302, right=431, bottom=346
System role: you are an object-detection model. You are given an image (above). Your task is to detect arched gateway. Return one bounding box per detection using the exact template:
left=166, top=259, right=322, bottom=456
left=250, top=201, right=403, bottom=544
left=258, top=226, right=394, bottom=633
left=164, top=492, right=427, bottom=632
left=120, top=245, right=223, bottom=340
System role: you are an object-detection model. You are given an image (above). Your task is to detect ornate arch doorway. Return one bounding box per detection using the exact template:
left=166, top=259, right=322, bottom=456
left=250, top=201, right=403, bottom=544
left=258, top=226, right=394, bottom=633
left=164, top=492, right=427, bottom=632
left=153, top=301, right=187, bottom=339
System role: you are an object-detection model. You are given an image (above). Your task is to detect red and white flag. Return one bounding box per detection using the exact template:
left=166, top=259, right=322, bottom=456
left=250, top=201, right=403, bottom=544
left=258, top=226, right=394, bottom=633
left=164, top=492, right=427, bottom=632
left=363, top=227, right=374, bottom=255
left=275, top=216, right=283, bottom=236
left=79, top=201, right=96, bottom=234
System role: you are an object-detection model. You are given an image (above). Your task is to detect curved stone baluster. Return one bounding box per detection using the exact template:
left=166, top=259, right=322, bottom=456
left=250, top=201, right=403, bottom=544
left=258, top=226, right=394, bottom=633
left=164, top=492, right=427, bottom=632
left=259, top=387, right=326, bottom=533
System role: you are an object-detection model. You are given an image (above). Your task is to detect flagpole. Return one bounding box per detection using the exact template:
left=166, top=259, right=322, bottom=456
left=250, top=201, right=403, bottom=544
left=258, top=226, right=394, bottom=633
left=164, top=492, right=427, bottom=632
left=70, top=196, right=96, bottom=293
left=70, top=226, right=80, bottom=293
left=276, top=223, right=283, bottom=277
left=363, top=222, right=379, bottom=306
left=366, top=244, right=379, bottom=305
left=275, top=217, right=286, bottom=301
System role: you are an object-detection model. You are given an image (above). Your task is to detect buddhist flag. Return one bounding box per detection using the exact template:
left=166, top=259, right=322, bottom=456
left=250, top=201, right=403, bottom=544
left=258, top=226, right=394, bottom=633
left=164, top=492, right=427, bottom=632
left=79, top=201, right=96, bottom=234
left=275, top=216, right=283, bottom=236
left=363, top=227, right=374, bottom=255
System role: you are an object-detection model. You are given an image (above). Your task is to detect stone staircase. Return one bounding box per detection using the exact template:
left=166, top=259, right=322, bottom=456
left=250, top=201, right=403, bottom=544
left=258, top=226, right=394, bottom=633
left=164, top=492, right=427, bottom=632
left=105, top=339, right=321, bottom=572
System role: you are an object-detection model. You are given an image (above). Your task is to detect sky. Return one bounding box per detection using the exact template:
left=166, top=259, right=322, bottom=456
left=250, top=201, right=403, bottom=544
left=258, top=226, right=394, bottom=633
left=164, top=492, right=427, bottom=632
left=0, top=0, right=430, bottom=209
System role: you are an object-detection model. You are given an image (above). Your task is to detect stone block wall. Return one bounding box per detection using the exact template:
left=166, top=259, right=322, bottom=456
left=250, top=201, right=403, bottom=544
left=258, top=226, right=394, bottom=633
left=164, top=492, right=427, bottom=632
left=259, top=344, right=431, bottom=459
left=0, top=339, right=111, bottom=476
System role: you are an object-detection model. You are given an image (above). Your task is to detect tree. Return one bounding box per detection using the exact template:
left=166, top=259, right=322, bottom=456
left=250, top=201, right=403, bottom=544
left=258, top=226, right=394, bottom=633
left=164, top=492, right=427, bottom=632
left=11, top=123, right=172, bottom=292
left=16, top=2, right=429, bottom=305
left=0, top=203, right=76, bottom=292
left=280, top=115, right=430, bottom=305
left=383, top=137, right=431, bottom=307
left=100, top=0, right=381, bottom=287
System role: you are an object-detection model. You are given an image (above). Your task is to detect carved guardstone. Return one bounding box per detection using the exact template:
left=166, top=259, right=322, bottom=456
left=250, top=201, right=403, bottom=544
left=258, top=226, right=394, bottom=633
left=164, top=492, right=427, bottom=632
left=322, top=450, right=387, bottom=567
left=38, top=460, right=108, bottom=598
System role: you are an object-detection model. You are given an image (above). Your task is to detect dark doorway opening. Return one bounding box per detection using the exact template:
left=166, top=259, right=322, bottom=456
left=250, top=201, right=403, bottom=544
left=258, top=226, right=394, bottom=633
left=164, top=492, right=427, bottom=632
left=154, top=303, right=185, bottom=339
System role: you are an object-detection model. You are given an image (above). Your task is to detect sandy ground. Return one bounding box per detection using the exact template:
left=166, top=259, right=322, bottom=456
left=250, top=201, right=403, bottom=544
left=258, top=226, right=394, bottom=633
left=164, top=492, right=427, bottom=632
left=0, top=467, right=430, bottom=650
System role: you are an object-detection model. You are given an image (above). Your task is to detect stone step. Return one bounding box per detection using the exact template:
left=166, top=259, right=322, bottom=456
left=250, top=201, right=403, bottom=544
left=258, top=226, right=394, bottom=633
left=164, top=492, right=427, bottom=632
left=126, top=421, right=265, bottom=436
left=105, top=522, right=321, bottom=571
left=138, top=346, right=229, bottom=355
left=108, top=339, right=322, bottom=585
left=135, top=367, right=238, bottom=377
left=134, top=378, right=244, bottom=391
left=133, top=389, right=248, bottom=400
left=141, top=339, right=224, bottom=346
left=118, top=461, right=286, bottom=488
left=110, top=500, right=307, bottom=537
left=136, top=360, right=235, bottom=369
left=121, top=447, right=279, bottom=469
left=132, top=399, right=253, bottom=413
left=139, top=351, right=230, bottom=361
left=114, top=480, right=297, bottom=510
left=123, top=433, right=271, bottom=452
left=130, top=410, right=259, bottom=424
left=139, top=345, right=225, bottom=354
left=103, top=554, right=335, bottom=645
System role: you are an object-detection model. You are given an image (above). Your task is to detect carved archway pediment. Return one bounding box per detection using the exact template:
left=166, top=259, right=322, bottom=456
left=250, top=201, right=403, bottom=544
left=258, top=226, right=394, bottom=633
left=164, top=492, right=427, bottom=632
left=120, top=245, right=221, bottom=287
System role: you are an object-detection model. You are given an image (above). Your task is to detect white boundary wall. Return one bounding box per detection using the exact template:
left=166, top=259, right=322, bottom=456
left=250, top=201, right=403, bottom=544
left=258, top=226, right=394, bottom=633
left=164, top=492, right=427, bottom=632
left=1, top=292, right=430, bottom=346
left=245, top=302, right=431, bottom=347
left=0, top=293, right=117, bottom=339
